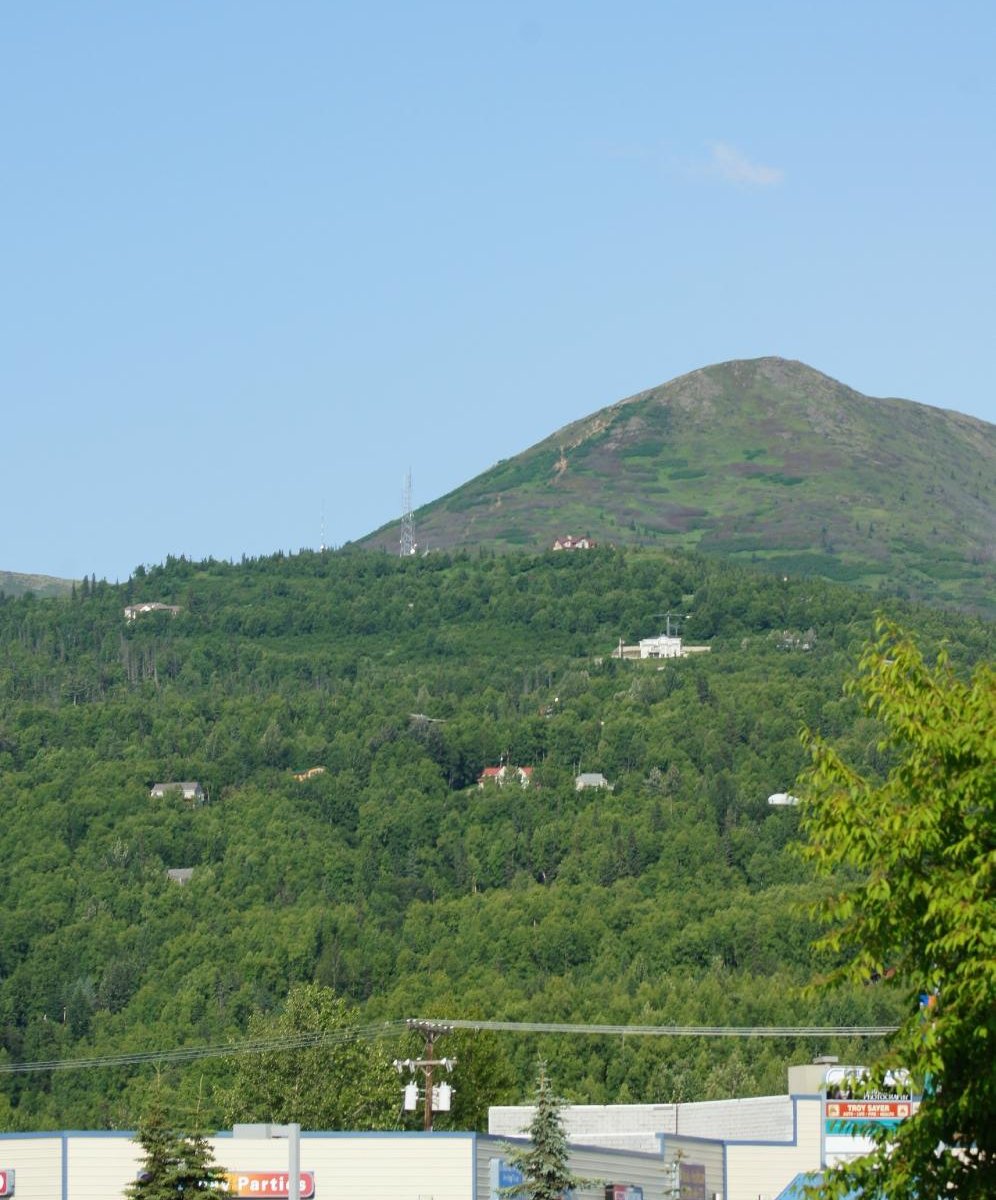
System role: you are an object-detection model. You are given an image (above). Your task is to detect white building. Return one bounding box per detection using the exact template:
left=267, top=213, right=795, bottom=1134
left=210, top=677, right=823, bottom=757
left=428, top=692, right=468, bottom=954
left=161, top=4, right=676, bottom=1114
left=490, top=1061, right=919, bottom=1200
left=638, top=635, right=683, bottom=659
left=124, top=602, right=180, bottom=621
left=611, top=635, right=712, bottom=660
left=0, top=1129, right=679, bottom=1200
left=150, top=781, right=205, bottom=804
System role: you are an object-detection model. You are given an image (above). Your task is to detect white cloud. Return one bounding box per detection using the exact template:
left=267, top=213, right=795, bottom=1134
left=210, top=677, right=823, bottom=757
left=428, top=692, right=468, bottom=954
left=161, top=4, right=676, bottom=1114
left=707, top=141, right=785, bottom=187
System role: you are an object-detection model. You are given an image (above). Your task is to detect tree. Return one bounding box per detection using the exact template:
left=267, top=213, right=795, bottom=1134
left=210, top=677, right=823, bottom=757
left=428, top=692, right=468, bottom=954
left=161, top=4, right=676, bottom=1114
left=502, top=1063, right=591, bottom=1200
left=799, top=620, right=995, bottom=1199
left=222, top=983, right=401, bottom=1130
left=126, top=1099, right=226, bottom=1199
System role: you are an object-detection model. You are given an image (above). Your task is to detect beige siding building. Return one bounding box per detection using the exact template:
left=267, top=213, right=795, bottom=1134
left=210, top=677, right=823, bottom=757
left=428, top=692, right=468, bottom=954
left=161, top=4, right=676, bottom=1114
left=1, top=1067, right=914, bottom=1200
left=0, top=1131, right=677, bottom=1200
left=0, top=1136, right=63, bottom=1200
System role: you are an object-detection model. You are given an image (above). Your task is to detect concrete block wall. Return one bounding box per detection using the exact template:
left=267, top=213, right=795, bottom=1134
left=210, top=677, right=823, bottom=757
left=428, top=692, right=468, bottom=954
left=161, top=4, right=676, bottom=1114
left=490, top=1095, right=795, bottom=1145
left=489, top=1102, right=679, bottom=1141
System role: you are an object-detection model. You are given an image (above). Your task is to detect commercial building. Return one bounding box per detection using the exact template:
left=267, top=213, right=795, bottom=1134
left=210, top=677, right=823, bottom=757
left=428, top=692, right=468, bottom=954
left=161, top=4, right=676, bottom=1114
left=490, top=1061, right=918, bottom=1200
left=0, top=1129, right=678, bottom=1200
left=0, top=1063, right=915, bottom=1200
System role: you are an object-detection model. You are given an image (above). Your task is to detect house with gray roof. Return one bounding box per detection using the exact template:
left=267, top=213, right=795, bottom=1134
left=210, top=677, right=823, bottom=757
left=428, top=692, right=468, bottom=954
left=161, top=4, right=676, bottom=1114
left=575, top=772, right=611, bottom=791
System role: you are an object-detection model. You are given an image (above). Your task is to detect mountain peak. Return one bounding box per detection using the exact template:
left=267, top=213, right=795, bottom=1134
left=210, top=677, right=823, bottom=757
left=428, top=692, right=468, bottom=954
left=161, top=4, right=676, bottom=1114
left=361, top=359, right=995, bottom=615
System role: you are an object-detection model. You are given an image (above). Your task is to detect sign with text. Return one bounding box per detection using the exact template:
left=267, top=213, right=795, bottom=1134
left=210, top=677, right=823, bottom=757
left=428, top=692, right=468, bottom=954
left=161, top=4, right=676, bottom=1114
left=605, top=1186, right=644, bottom=1200
left=489, top=1158, right=524, bottom=1199
left=223, top=1172, right=315, bottom=1198
left=826, top=1099, right=912, bottom=1123
left=0, top=1169, right=12, bottom=1197
left=825, top=1098, right=914, bottom=1136
left=824, top=1065, right=916, bottom=1138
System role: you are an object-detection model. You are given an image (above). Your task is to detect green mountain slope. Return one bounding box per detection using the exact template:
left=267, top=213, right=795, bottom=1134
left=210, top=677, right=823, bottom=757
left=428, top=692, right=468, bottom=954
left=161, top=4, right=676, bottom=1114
left=361, top=358, right=996, bottom=615
left=0, top=548, right=990, bottom=1130
left=0, top=570, right=76, bottom=599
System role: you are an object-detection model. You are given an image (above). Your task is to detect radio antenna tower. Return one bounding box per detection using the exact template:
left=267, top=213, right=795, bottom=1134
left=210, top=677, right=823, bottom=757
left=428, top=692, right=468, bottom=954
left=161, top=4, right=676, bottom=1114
left=652, top=611, right=678, bottom=637
left=400, top=469, right=416, bottom=557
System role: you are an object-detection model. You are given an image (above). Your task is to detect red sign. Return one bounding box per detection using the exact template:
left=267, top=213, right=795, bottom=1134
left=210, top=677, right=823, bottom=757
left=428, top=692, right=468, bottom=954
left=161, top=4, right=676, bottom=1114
left=0, top=1169, right=11, bottom=1197
left=223, top=1172, right=315, bottom=1198
left=825, top=1100, right=911, bottom=1121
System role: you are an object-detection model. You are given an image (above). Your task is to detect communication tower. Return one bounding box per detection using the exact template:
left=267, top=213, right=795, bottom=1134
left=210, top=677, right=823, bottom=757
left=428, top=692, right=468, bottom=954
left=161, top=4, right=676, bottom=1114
left=400, top=469, right=416, bottom=556
left=652, top=611, right=679, bottom=637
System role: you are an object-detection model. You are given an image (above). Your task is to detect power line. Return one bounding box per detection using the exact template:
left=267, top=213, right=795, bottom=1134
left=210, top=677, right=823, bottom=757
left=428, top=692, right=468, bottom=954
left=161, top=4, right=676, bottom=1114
left=428, top=1019, right=899, bottom=1039
left=0, top=1022, right=409, bottom=1075
left=0, top=1017, right=896, bottom=1077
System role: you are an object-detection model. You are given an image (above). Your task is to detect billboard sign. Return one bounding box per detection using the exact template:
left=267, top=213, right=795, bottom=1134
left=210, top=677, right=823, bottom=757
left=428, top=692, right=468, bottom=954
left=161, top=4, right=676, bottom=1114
left=824, top=1065, right=915, bottom=1135
left=825, top=1099, right=913, bottom=1126
left=222, top=1172, right=316, bottom=1198
left=0, top=1169, right=12, bottom=1197
left=823, top=1065, right=918, bottom=1157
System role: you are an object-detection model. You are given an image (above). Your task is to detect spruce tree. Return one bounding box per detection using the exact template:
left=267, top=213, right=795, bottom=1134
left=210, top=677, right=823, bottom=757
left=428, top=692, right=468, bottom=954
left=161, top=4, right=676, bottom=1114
left=503, top=1063, right=590, bottom=1200
left=126, top=1099, right=226, bottom=1199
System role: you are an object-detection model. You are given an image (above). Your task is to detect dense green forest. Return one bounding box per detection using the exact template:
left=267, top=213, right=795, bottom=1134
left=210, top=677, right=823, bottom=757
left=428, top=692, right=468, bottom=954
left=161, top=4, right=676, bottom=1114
left=0, top=547, right=991, bottom=1131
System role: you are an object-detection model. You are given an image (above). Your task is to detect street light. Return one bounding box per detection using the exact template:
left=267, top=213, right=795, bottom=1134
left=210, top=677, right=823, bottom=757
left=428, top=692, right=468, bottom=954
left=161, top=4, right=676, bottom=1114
left=232, top=1123, right=300, bottom=1200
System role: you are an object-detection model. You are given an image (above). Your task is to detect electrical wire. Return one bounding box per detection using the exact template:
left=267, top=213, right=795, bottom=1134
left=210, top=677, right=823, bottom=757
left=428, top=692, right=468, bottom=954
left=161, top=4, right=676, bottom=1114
left=428, top=1019, right=900, bottom=1038
left=0, top=1023, right=409, bottom=1075
left=0, top=1017, right=896, bottom=1076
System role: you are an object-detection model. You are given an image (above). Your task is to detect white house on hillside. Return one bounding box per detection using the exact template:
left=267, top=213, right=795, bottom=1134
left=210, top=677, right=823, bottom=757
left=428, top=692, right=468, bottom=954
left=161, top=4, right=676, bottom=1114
left=575, top=772, right=611, bottom=791
left=124, top=602, right=181, bottom=621
left=150, top=781, right=205, bottom=804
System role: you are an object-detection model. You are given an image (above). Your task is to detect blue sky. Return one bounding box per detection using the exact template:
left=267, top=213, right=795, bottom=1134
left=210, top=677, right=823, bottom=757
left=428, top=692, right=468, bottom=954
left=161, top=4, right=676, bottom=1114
left=4, top=1, right=994, bottom=581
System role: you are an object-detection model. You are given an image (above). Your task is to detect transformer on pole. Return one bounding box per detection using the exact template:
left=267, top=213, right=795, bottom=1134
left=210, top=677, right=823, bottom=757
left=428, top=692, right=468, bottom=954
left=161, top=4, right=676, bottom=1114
left=395, top=1020, right=455, bottom=1131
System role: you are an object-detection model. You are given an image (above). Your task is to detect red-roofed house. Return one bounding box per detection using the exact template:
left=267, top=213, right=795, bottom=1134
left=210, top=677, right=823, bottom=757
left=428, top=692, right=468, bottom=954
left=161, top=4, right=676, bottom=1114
left=478, top=765, right=534, bottom=789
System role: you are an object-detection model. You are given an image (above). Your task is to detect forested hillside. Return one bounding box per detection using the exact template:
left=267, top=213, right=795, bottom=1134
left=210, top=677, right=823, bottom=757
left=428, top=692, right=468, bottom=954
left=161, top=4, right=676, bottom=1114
left=0, top=548, right=991, bottom=1131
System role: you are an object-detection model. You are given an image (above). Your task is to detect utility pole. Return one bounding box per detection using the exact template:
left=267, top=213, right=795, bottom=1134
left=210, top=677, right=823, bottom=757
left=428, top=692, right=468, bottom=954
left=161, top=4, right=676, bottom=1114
left=420, top=1023, right=438, bottom=1133
left=395, top=1020, right=456, bottom=1132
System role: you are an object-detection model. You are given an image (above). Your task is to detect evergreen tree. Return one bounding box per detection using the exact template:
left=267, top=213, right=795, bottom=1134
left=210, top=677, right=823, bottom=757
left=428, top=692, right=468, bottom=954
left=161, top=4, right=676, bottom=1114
left=502, top=1064, right=591, bottom=1200
left=126, top=1100, right=226, bottom=1199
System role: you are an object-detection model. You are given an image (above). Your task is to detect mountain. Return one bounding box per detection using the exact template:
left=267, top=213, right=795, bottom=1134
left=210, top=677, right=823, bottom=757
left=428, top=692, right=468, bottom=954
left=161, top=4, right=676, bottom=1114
left=360, top=358, right=995, bottom=615
left=0, top=570, right=76, bottom=599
